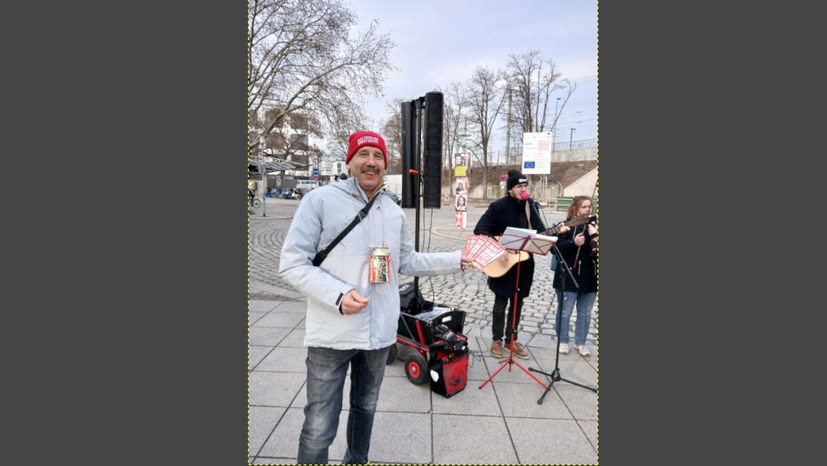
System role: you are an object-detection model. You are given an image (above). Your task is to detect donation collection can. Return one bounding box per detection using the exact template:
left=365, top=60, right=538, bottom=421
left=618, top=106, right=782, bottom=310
left=369, top=247, right=390, bottom=283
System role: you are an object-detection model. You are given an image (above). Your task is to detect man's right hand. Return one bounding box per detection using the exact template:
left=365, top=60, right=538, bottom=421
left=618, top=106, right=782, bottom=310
left=340, top=289, right=369, bottom=314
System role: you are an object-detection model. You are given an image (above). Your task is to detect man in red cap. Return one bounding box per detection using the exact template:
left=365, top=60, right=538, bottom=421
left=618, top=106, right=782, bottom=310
left=280, top=129, right=473, bottom=464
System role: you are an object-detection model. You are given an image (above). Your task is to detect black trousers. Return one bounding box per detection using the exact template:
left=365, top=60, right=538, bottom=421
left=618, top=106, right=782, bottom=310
left=491, top=294, right=523, bottom=343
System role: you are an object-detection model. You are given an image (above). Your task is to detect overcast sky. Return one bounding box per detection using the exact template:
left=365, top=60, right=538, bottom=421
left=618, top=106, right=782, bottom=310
left=348, top=0, right=598, bottom=154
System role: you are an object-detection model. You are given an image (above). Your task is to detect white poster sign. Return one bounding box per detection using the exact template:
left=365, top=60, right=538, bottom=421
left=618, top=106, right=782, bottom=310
left=521, top=132, right=553, bottom=175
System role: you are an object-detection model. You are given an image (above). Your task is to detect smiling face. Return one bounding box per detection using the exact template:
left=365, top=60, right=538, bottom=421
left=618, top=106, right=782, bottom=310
left=347, top=145, right=386, bottom=198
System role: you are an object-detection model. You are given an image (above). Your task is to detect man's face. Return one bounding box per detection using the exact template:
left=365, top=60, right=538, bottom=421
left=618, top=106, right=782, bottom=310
left=508, top=183, right=528, bottom=201
left=348, top=146, right=386, bottom=194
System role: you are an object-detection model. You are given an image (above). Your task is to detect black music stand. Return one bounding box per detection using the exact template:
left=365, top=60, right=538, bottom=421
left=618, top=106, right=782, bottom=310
left=480, top=229, right=556, bottom=391
left=529, top=241, right=598, bottom=404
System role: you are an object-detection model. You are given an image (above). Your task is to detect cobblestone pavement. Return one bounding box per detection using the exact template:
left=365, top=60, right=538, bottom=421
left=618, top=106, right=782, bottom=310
left=249, top=197, right=599, bottom=348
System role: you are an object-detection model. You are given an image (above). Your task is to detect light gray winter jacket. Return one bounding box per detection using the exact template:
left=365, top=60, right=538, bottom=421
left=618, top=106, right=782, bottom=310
left=279, top=178, right=461, bottom=350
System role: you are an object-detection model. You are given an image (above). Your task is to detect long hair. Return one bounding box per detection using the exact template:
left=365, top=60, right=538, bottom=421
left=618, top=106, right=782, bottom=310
left=567, top=195, right=594, bottom=219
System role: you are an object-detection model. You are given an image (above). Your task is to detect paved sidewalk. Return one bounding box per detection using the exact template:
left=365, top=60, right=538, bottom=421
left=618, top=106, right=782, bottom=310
left=249, top=198, right=599, bottom=464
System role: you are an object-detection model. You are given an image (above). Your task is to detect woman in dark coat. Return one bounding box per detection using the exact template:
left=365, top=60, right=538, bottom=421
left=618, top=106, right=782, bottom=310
left=474, top=170, right=546, bottom=359
left=552, top=195, right=598, bottom=356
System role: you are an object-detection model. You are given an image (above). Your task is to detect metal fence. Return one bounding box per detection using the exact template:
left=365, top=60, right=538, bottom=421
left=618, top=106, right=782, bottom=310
left=504, top=138, right=598, bottom=161
left=553, top=137, right=597, bottom=152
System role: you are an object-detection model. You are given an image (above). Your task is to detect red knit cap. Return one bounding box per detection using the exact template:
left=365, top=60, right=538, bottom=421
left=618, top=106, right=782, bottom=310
left=346, top=130, right=388, bottom=169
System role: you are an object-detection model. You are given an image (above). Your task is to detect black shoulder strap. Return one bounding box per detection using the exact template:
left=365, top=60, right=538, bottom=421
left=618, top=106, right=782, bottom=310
left=311, top=193, right=379, bottom=267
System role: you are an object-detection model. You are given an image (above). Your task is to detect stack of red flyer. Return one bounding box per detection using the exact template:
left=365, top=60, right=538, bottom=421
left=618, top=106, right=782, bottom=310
left=463, top=235, right=507, bottom=269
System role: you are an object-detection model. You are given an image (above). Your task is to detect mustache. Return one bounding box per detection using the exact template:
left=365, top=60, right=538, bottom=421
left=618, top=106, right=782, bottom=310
left=361, top=166, right=380, bottom=174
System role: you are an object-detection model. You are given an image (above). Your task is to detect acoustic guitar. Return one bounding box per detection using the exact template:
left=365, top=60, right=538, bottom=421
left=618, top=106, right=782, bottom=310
left=481, top=214, right=597, bottom=278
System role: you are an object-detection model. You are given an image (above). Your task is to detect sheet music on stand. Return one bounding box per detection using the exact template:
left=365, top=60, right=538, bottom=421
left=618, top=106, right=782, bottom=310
left=499, top=227, right=557, bottom=255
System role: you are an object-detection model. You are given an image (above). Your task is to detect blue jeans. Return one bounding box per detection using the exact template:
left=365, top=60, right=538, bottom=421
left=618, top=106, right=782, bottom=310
left=555, top=290, right=596, bottom=346
left=297, top=345, right=390, bottom=465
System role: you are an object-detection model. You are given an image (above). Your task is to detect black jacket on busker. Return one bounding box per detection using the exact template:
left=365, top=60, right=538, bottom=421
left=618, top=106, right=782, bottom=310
left=552, top=222, right=598, bottom=293
left=474, top=195, right=547, bottom=298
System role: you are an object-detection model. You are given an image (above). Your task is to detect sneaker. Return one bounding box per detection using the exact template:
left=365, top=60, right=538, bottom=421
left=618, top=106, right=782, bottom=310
left=575, top=344, right=591, bottom=357
left=558, top=343, right=570, bottom=355
left=508, top=341, right=530, bottom=360
left=490, top=340, right=504, bottom=358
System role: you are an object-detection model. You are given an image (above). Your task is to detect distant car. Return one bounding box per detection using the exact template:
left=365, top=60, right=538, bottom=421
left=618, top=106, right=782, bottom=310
left=295, top=180, right=319, bottom=192
left=383, top=190, right=401, bottom=205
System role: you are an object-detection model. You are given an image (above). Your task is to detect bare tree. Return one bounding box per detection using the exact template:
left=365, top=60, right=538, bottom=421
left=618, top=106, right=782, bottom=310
left=506, top=49, right=575, bottom=135
left=440, top=81, right=469, bottom=172
left=256, top=110, right=323, bottom=163
left=248, top=0, right=396, bottom=154
left=380, top=99, right=404, bottom=174
left=323, top=99, right=370, bottom=160
left=465, top=66, right=506, bottom=200
left=437, top=81, right=470, bottom=197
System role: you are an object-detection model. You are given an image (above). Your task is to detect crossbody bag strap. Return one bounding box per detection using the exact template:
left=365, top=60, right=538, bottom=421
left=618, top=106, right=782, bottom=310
left=311, top=193, right=379, bottom=267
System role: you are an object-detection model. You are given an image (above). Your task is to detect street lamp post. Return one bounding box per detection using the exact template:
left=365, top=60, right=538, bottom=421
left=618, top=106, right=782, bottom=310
left=554, top=98, right=561, bottom=126
left=553, top=97, right=561, bottom=149
left=552, top=97, right=562, bottom=153
left=258, top=133, right=268, bottom=217
left=569, top=128, right=576, bottom=150
left=258, top=133, right=265, bottom=162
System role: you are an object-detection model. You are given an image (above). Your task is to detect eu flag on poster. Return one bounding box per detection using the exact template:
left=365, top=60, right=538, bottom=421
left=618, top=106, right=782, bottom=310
left=524, top=161, right=535, bottom=169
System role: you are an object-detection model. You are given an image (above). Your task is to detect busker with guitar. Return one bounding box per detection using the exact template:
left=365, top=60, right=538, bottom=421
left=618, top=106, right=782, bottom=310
left=474, top=170, right=559, bottom=359
left=552, top=195, right=598, bottom=357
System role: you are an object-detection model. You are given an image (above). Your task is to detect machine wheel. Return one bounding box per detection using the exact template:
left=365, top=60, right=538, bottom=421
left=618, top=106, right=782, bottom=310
left=403, top=353, right=428, bottom=385
left=385, top=344, right=398, bottom=365
left=252, top=198, right=262, bottom=208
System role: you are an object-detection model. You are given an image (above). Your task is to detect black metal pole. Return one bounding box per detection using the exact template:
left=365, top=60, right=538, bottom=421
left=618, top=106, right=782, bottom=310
left=529, top=241, right=597, bottom=404
left=413, top=98, right=423, bottom=290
